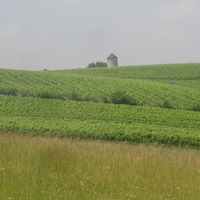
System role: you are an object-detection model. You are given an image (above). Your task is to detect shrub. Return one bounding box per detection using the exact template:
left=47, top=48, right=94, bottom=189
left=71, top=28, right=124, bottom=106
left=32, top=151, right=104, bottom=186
left=69, top=90, right=82, bottom=101
left=192, top=105, right=200, bottom=112
left=0, top=88, right=18, bottom=96
left=109, top=91, right=137, bottom=105
left=162, top=100, right=173, bottom=109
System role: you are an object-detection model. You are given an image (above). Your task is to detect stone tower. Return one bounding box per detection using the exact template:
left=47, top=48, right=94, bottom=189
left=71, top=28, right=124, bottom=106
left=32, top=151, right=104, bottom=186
left=107, top=53, right=118, bottom=67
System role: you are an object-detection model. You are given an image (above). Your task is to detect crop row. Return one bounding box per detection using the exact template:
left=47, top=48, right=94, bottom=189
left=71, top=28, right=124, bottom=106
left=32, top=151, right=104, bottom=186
left=0, top=95, right=200, bottom=147
left=0, top=68, right=200, bottom=110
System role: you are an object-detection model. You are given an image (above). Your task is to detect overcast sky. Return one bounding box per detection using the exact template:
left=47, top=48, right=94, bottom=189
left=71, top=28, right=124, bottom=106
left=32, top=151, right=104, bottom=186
left=1, top=0, right=200, bottom=70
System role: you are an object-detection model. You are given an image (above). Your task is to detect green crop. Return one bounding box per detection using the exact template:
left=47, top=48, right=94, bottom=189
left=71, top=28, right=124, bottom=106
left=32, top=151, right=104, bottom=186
left=0, top=95, right=200, bottom=147
left=0, top=63, right=200, bottom=110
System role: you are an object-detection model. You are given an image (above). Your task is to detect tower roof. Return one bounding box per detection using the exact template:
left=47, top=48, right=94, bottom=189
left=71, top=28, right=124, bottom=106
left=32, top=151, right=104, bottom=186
left=107, top=53, right=118, bottom=59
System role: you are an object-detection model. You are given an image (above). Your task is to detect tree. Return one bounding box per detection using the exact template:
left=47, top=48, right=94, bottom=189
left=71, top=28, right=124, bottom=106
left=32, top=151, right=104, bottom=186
left=87, top=62, right=107, bottom=68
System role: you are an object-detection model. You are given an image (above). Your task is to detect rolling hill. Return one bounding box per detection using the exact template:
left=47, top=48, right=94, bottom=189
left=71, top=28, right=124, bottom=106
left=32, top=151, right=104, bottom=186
left=0, top=63, right=200, bottom=110
left=0, top=63, right=200, bottom=147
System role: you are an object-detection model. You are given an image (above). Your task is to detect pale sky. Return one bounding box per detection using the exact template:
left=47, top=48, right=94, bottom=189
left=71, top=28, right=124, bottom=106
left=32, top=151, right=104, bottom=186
left=1, top=0, right=200, bottom=70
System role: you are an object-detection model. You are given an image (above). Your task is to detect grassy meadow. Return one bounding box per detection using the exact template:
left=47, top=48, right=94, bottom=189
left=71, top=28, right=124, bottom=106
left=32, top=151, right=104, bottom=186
left=1, top=132, right=200, bottom=200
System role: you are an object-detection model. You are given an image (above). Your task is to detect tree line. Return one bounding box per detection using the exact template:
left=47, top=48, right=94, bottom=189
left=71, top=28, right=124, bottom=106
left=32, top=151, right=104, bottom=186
left=87, top=62, right=107, bottom=68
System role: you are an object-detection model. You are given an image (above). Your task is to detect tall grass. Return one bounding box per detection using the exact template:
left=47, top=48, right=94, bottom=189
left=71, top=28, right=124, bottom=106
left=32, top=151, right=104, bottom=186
left=0, top=132, right=200, bottom=199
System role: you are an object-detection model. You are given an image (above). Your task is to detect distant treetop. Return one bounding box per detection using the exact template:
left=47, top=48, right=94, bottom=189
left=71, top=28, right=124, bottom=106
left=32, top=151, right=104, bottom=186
left=87, top=62, right=107, bottom=68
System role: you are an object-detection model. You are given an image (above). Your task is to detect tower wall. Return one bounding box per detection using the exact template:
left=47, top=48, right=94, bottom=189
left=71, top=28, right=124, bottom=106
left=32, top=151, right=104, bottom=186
left=107, top=57, right=118, bottom=67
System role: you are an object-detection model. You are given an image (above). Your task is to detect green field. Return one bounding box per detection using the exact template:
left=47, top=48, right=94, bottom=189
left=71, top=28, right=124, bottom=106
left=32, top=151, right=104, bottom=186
left=1, top=63, right=200, bottom=199
left=1, top=63, right=200, bottom=110
left=0, top=63, right=200, bottom=147
left=0, top=95, right=200, bottom=147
